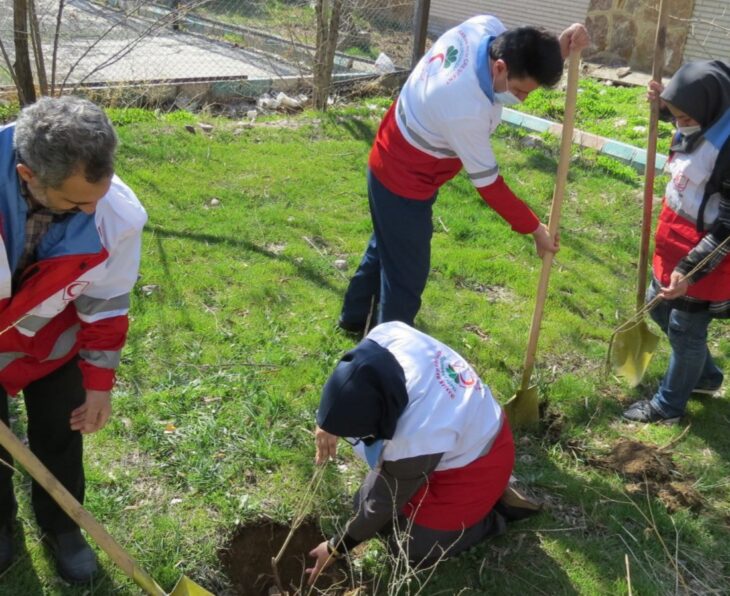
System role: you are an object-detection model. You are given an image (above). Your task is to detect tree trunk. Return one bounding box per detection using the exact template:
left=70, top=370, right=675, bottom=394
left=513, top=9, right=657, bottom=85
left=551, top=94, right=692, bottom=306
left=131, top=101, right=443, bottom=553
left=312, top=0, right=343, bottom=112
left=13, top=0, right=36, bottom=105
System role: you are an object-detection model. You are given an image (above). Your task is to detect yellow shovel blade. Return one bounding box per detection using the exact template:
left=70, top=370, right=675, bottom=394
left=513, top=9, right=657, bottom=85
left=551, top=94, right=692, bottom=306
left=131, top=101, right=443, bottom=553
left=503, top=385, right=539, bottom=429
left=609, top=321, right=660, bottom=387
left=169, top=576, right=216, bottom=596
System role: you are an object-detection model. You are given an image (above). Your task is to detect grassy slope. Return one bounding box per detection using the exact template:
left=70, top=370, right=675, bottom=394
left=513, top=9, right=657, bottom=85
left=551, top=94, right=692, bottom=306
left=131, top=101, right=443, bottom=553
left=517, top=77, right=676, bottom=155
left=0, top=86, right=728, bottom=595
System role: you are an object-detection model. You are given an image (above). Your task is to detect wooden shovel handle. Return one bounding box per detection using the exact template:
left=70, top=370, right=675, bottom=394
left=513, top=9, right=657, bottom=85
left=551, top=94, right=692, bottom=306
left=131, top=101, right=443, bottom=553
left=637, top=0, right=668, bottom=309
left=0, top=420, right=166, bottom=596
left=520, top=48, right=581, bottom=391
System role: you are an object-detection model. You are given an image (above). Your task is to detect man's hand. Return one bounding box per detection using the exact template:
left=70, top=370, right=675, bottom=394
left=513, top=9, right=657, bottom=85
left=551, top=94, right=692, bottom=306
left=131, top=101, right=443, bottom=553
left=70, top=390, right=111, bottom=434
left=532, top=223, right=559, bottom=258
left=559, top=23, right=590, bottom=58
left=659, top=271, right=690, bottom=300
left=315, top=426, right=338, bottom=465
left=305, top=541, right=335, bottom=585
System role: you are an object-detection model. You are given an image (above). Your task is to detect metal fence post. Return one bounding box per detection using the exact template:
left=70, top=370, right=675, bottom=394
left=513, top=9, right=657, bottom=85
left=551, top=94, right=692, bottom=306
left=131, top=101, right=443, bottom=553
left=411, top=0, right=431, bottom=68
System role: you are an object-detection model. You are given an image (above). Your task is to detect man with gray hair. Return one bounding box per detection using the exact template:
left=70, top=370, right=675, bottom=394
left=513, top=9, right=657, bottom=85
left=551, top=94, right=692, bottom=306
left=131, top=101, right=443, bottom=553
left=0, top=96, right=147, bottom=583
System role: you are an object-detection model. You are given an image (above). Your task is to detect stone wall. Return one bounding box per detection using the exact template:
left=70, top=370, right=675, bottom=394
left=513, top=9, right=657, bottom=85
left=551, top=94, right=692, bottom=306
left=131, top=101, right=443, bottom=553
left=585, top=0, right=693, bottom=75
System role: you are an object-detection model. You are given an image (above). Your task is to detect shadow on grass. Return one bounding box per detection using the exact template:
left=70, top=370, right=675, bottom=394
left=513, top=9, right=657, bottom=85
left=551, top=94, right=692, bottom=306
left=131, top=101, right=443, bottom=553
left=421, top=527, right=580, bottom=595
left=563, top=233, right=636, bottom=282
left=123, top=224, right=352, bottom=395
left=144, top=224, right=344, bottom=296
left=0, top=520, right=119, bottom=595
left=325, top=112, right=377, bottom=147
left=424, top=396, right=730, bottom=595
left=687, top=395, right=730, bottom=463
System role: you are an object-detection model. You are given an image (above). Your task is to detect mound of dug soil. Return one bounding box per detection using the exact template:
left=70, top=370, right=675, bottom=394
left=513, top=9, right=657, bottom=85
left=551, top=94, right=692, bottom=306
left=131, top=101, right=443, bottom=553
left=220, top=519, right=350, bottom=595
left=604, top=439, right=674, bottom=481
left=590, top=439, right=703, bottom=513
left=625, top=481, right=704, bottom=513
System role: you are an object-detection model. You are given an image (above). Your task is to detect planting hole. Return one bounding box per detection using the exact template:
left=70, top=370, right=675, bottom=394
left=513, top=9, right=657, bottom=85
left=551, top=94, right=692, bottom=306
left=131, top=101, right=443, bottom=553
left=220, top=519, right=350, bottom=595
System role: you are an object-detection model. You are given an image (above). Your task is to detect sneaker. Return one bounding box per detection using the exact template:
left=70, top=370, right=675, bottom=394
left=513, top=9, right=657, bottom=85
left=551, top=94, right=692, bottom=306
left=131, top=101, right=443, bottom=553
left=622, top=400, right=681, bottom=424
left=43, top=529, right=97, bottom=584
left=494, top=485, right=543, bottom=522
left=692, top=384, right=723, bottom=396
left=0, top=522, right=12, bottom=574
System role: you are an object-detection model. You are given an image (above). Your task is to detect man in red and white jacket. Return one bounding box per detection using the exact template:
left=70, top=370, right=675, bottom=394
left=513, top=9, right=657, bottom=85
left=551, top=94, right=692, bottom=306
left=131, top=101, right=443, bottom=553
left=338, top=15, right=589, bottom=332
left=0, top=97, right=146, bottom=583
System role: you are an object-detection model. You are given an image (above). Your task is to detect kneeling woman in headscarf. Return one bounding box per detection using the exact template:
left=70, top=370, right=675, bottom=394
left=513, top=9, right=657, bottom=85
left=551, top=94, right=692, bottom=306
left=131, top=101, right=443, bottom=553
left=306, top=321, right=538, bottom=583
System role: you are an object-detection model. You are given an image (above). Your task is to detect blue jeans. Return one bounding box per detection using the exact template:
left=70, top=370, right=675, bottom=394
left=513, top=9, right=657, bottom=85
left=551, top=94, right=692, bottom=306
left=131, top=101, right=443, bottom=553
left=648, top=282, right=724, bottom=418
left=340, top=169, right=436, bottom=327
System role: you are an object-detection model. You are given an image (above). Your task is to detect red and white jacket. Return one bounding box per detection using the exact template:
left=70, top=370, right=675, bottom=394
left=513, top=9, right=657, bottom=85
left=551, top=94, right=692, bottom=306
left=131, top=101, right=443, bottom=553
left=654, top=112, right=730, bottom=302
left=368, top=15, right=540, bottom=235
left=0, top=123, right=147, bottom=395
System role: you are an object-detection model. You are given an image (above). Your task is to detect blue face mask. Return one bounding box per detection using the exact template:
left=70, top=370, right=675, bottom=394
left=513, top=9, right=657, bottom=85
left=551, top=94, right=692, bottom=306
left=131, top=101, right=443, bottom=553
left=494, top=90, right=520, bottom=105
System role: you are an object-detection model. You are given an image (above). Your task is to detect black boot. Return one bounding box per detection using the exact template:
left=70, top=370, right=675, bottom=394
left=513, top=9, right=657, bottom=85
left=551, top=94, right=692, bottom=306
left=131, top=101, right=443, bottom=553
left=0, top=521, right=12, bottom=573
left=44, top=529, right=97, bottom=584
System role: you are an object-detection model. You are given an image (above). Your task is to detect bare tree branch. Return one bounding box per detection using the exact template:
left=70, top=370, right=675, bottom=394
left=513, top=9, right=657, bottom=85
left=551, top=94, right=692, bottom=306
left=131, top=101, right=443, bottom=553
left=50, top=0, right=66, bottom=95
left=0, top=36, right=22, bottom=94
left=28, top=0, right=48, bottom=95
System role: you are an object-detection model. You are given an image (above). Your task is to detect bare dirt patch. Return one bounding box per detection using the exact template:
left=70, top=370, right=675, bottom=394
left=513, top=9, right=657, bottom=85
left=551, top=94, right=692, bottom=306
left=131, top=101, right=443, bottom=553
left=539, top=407, right=567, bottom=445
left=625, top=481, right=704, bottom=513
left=454, top=279, right=516, bottom=303
left=588, top=439, right=703, bottom=513
left=602, top=439, right=674, bottom=481
left=220, top=519, right=350, bottom=595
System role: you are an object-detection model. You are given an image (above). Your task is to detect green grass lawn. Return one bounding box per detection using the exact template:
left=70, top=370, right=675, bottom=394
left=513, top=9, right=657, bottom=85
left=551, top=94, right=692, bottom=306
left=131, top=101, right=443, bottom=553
left=0, top=86, right=728, bottom=595
left=516, top=77, right=676, bottom=155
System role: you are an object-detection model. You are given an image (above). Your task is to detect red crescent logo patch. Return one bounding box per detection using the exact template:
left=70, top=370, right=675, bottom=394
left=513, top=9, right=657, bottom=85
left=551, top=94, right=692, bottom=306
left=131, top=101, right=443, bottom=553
left=63, top=281, right=89, bottom=301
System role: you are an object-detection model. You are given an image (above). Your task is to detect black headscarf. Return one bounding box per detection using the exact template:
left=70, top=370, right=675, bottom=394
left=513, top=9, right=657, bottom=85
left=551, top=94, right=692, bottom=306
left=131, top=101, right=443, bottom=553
left=316, top=339, right=408, bottom=441
left=661, top=60, right=730, bottom=231
left=661, top=60, right=730, bottom=153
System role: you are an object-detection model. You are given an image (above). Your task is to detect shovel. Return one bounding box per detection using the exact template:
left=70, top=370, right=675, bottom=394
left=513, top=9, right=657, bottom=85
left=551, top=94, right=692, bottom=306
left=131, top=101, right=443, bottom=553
left=608, top=0, right=668, bottom=386
left=503, top=48, right=581, bottom=429
left=0, top=420, right=213, bottom=596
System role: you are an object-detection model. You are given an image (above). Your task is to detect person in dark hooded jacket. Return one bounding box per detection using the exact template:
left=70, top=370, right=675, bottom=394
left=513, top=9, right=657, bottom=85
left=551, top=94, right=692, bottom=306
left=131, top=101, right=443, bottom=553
left=624, top=60, right=730, bottom=424
left=305, top=322, right=540, bottom=584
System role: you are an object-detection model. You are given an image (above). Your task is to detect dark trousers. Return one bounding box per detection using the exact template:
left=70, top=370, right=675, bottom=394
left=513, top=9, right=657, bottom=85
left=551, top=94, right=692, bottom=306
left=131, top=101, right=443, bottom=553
left=391, top=508, right=506, bottom=565
left=0, top=358, right=85, bottom=532
left=341, top=169, right=436, bottom=327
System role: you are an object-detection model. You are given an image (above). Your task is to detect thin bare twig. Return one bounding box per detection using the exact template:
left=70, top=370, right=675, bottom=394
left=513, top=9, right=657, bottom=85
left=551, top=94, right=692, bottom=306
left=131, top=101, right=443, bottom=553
left=0, top=36, right=21, bottom=92
left=28, top=0, right=48, bottom=95
left=273, top=464, right=327, bottom=593
left=657, top=423, right=691, bottom=452
left=640, top=480, right=689, bottom=592
left=302, top=235, right=348, bottom=280
left=50, top=0, right=66, bottom=95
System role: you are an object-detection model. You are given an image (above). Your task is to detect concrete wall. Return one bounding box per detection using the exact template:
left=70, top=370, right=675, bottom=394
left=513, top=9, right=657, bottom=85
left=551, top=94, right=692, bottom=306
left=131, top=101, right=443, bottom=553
left=585, top=0, right=693, bottom=74
left=429, top=0, right=591, bottom=36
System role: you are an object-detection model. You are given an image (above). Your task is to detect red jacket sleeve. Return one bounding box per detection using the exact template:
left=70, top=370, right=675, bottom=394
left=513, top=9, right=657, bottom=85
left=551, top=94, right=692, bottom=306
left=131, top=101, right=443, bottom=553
left=477, top=176, right=540, bottom=234
left=76, top=314, right=129, bottom=391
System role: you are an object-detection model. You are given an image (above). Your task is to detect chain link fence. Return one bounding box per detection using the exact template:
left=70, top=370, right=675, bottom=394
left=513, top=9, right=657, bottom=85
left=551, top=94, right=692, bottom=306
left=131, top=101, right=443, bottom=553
left=0, top=0, right=418, bottom=106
